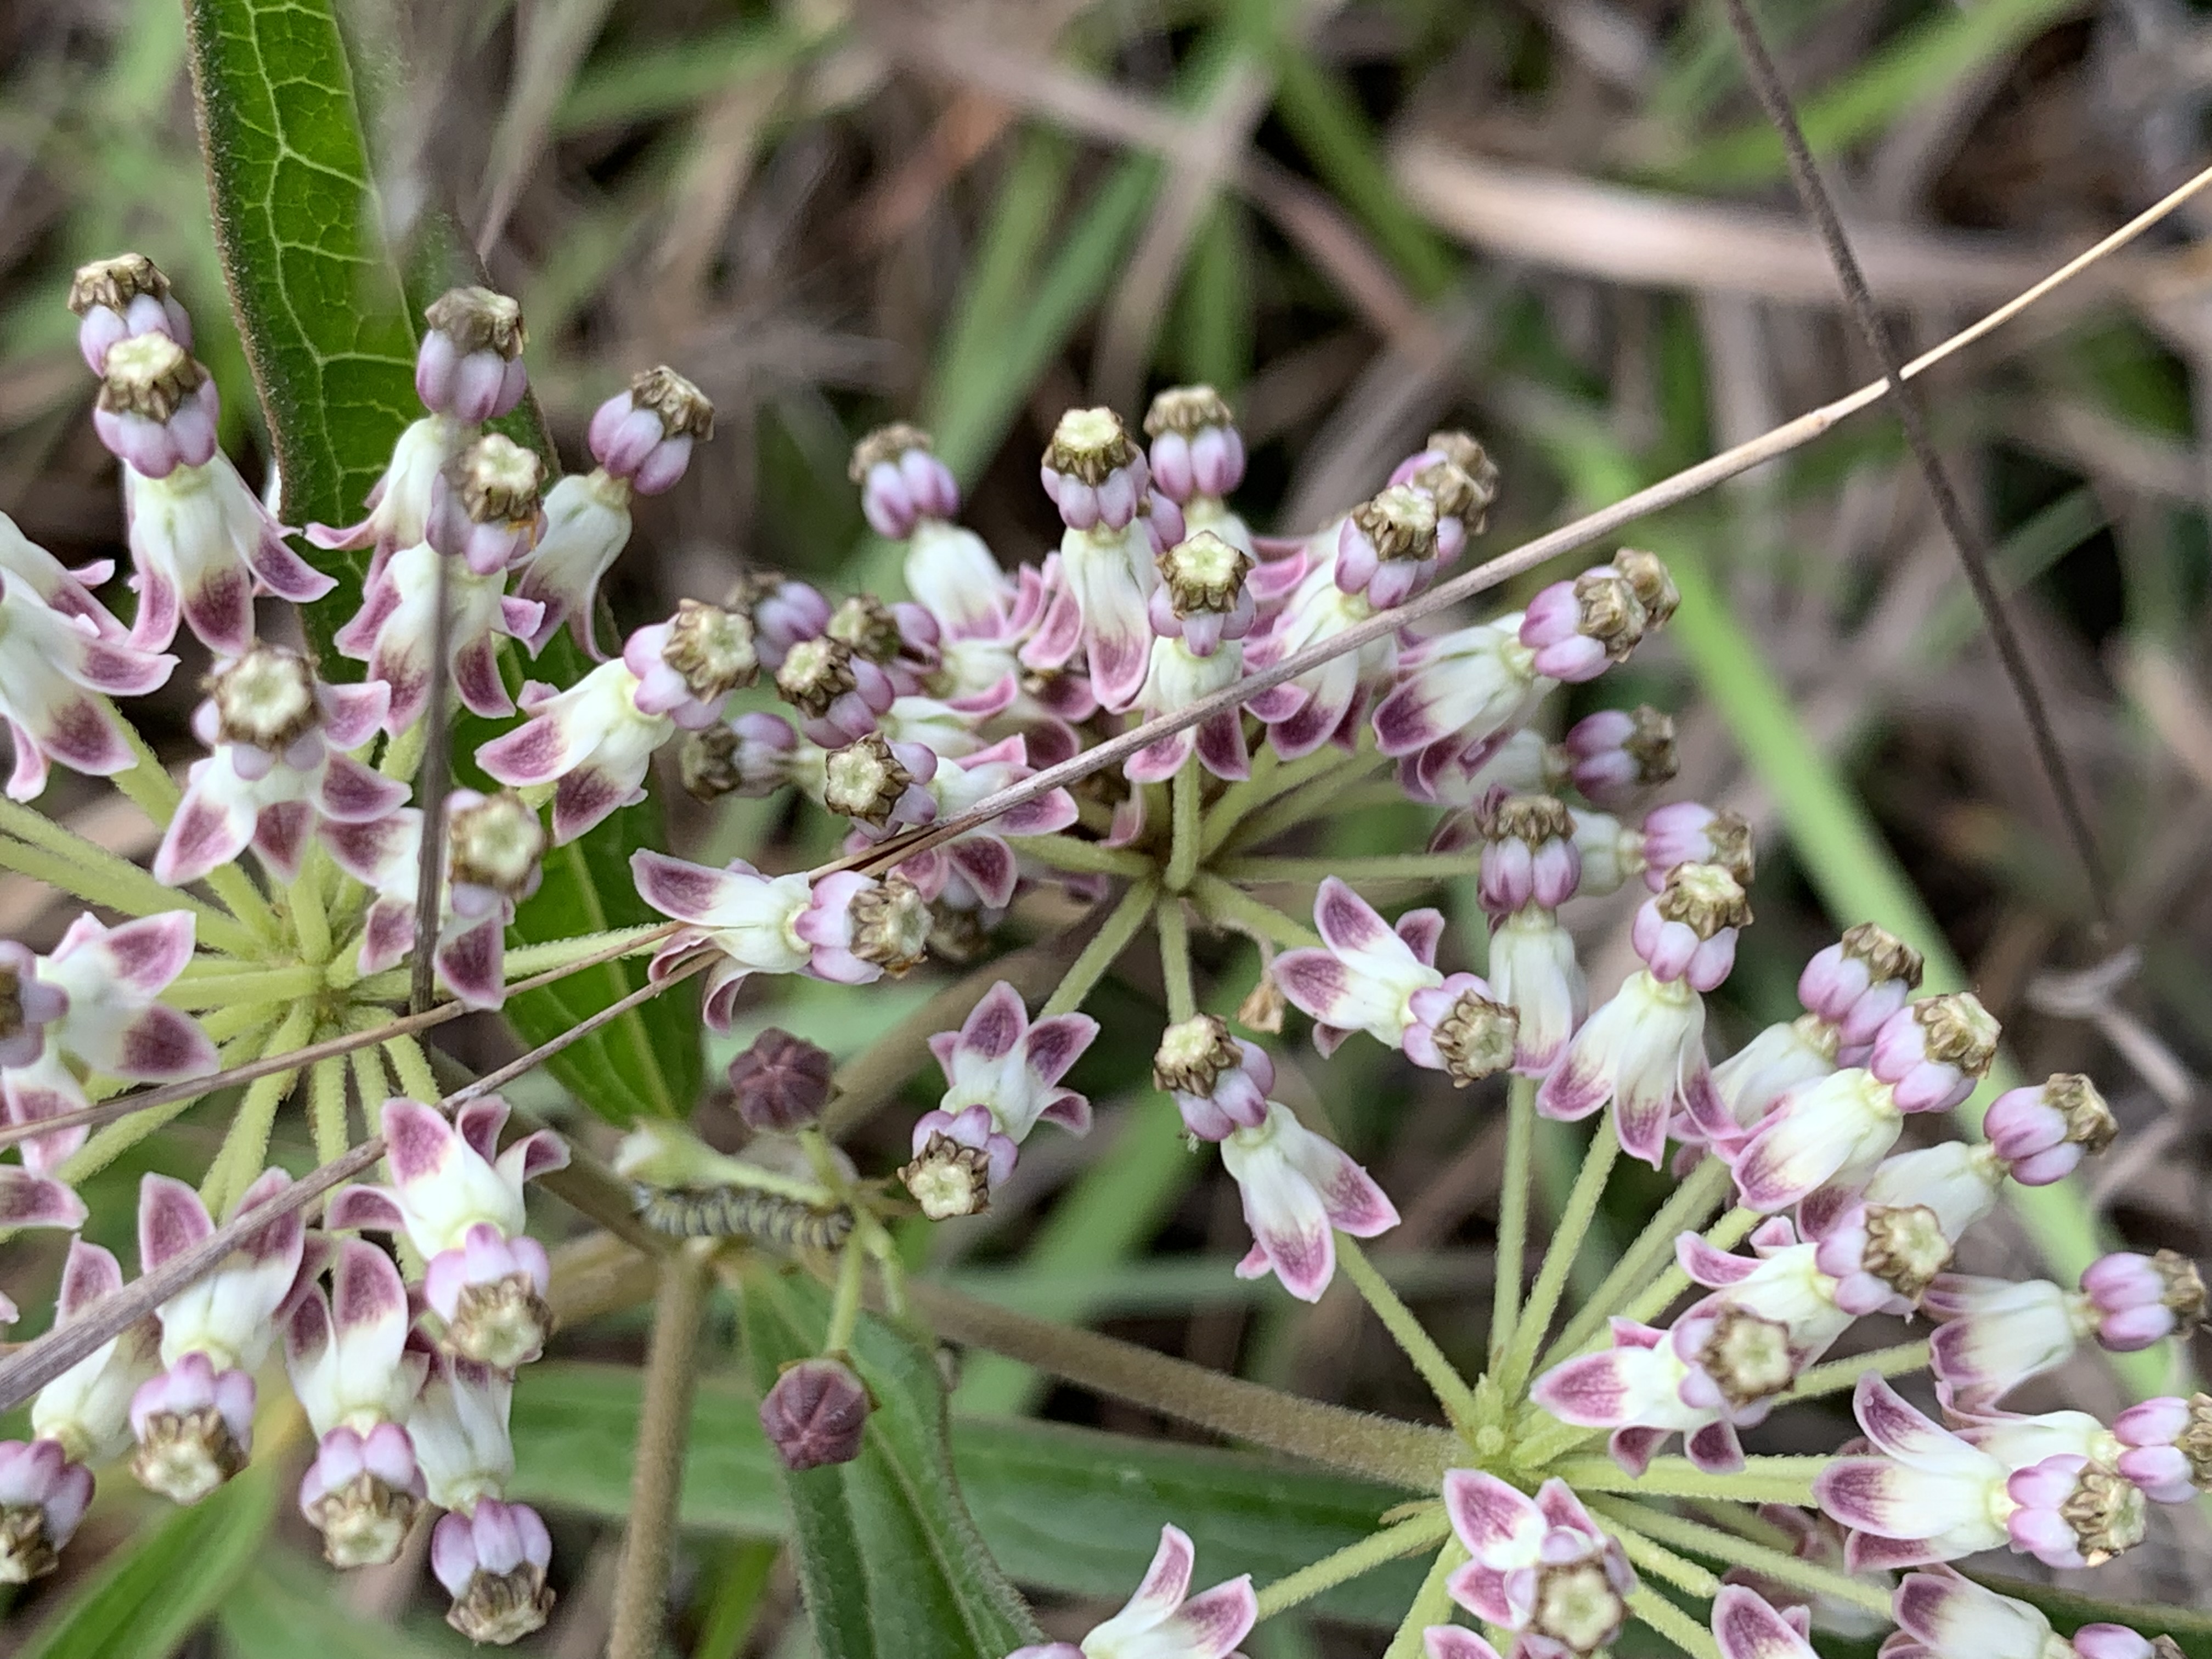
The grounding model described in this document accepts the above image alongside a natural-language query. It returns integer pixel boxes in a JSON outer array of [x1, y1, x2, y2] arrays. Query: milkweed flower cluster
[[1, 249, 2200, 1659]]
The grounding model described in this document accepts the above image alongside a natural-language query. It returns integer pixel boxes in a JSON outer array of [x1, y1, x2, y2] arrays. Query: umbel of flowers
[[0, 253, 2202, 1659]]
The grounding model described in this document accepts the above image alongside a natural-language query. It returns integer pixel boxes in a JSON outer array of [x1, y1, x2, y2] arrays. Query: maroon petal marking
[[252, 799, 313, 881], [947, 838, 1018, 909], [0, 1167, 87, 1229], [58, 1239, 123, 1316], [100, 911, 196, 992], [317, 754, 411, 821], [112, 1005, 218, 1080], [139, 1172, 214, 1269], [325, 1185, 408, 1233], [1023, 1013, 1097, 1085], [180, 565, 255, 657]]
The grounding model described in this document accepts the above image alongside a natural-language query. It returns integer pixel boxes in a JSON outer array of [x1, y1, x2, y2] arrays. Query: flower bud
[[2081, 1250, 2206, 1351], [590, 366, 714, 494], [94, 332, 218, 477], [850, 423, 959, 539], [1984, 1074, 2116, 1186], [1478, 793, 1581, 916], [1389, 430, 1500, 540], [1041, 407, 1147, 531], [1632, 862, 1750, 990], [427, 435, 544, 575], [1639, 802, 1755, 891], [902, 1103, 1015, 1218], [1866, 993, 1999, 1114], [2112, 1393, 2212, 1503], [731, 572, 833, 669], [681, 710, 799, 802], [70, 252, 193, 375], [417, 287, 529, 422], [1798, 922, 1924, 1049], [1610, 548, 1678, 625], [1143, 385, 1245, 503], [0, 1439, 93, 1583], [1154, 1015, 1271, 1140], [1520, 566, 1652, 683], [1336, 484, 1439, 611], [730, 1029, 837, 1131], [431, 1498, 555, 1645], [2005, 1454, 2146, 1570], [300, 1422, 425, 1568], [759, 1357, 872, 1471], [1561, 706, 1677, 807]]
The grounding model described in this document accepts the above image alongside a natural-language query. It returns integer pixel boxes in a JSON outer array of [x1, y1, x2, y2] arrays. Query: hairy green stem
[[1490, 1075, 1537, 1369], [1547, 1455, 1821, 1507], [1157, 894, 1197, 1022], [1042, 878, 1159, 1018], [1497, 1120, 1619, 1399], [200, 1002, 317, 1215], [1543, 1159, 1731, 1367], [1190, 873, 1321, 949], [0, 834, 254, 955], [1609, 1518, 1722, 1599], [1784, 1340, 1929, 1403], [1338, 1237, 1483, 1431], [1167, 764, 1204, 893], [308, 1052, 350, 1166], [287, 853, 334, 965], [1252, 1508, 1451, 1621], [1380, 1541, 1467, 1659], [909, 1279, 1457, 1489], [1613, 1207, 1759, 1333], [607, 1242, 712, 1659], [1220, 753, 1392, 855], [825, 1236, 866, 1356], [163, 964, 325, 1009], [1007, 834, 1156, 878], [1216, 853, 1486, 885], [1629, 1586, 1721, 1659], [1585, 1496, 1893, 1618]]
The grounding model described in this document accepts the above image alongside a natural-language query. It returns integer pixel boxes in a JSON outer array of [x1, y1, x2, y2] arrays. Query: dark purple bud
[[759, 1357, 872, 1471], [730, 1029, 837, 1131]]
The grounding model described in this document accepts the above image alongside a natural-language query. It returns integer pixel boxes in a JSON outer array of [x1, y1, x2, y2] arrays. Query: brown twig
[[411, 549, 456, 1012], [0, 923, 681, 1153], [605, 1242, 712, 1659], [0, 955, 710, 1413], [1718, 0, 2114, 930]]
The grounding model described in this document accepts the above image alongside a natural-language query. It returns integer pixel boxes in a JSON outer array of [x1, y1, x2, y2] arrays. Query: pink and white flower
[[31, 1242, 160, 1469], [2111, 1393, 2212, 1504], [902, 1102, 1020, 1220], [1272, 879, 1517, 1084], [131, 1169, 305, 1503], [307, 414, 455, 564], [1145, 387, 1251, 555], [588, 365, 714, 498], [2078, 1249, 2206, 1350], [322, 789, 545, 1009], [1440, 1471, 1636, 1658], [326, 1096, 567, 1370], [1709, 1586, 1818, 1659], [1885, 1566, 2079, 1659], [154, 646, 405, 885], [284, 1239, 430, 1566], [1810, 1142, 2007, 1314], [1982, 1073, 2117, 1187], [431, 1496, 556, 1645], [334, 539, 543, 731], [881, 735, 1077, 911], [1005, 1524, 1255, 1659], [69, 252, 193, 376], [3, 912, 216, 1175], [632, 850, 931, 1029], [0, 510, 127, 639], [411, 287, 529, 424], [1154, 1015, 1272, 1141], [1241, 539, 1397, 760], [0, 562, 174, 801], [925, 980, 1097, 1144], [0, 1437, 94, 1585], [1813, 1375, 2022, 1571], [1925, 1274, 2087, 1412], [1539, 863, 1748, 1167], [1559, 705, 1677, 809], [1372, 617, 1545, 797], [1220, 1101, 1397, 1301]]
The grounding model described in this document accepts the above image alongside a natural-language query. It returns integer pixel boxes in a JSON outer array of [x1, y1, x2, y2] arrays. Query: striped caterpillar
[[631, 1181, 854, 1250]]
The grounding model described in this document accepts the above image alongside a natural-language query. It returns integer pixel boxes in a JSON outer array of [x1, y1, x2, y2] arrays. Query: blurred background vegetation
[[4, 0, 2212, 1652]]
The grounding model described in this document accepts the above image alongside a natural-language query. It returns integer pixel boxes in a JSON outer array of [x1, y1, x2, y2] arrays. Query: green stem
[[1006, 834, 1156, 878], [308, 1052, 351, 1166], [1157, 895, 1197, 1022], [1584, 1496, 1893, 1619], [1190, 873, 1321, 949], [1380, 1540, 1468, 1659], [1252, 1508, 1451, 1621], [1216, 853, 1486, 885], [162, 964, 324, 1009], [1497, 1120, 1620, 1399], [1628, 1587, 1721, 1659], [1220, 756, 1395, 855], [58, 1019, 275, 1187], [1166, 764, 1204, 893], [1547, 1454, 1821, 1507], [1543, 1159, 1732, 1368], [908, 1279, 1458, 1491], [1607, 1518, 1722, 1599], [1041, 878, 1159, 1018], [1338, 1237, 1483, 1431], [1489, 1075, 1537, 1369], [199, 1001, 317, 1215], [0, 834, 255, 955], [109, 716, 180, 825], [825, 1237, 866, 1356], [287, 851, 333, 964], [1784, 1340, 1928, 1403], [1615, 1207, 1759, 1333], [383, 1032, 442, 1103], [204, 862, 283, 945], [1195, 744, 1304, 859]]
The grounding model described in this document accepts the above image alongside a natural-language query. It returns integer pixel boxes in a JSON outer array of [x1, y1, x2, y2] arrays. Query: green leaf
[[509, 1359, 1423, 1626], [20, 1454, 280, 1659], [184, 0, 699, 1122], [741, 1266, 1045, 1658], [218, 1551, 476, 1659]]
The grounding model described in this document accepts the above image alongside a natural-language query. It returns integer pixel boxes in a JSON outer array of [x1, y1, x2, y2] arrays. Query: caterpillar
[[630, 1181, 854, 1250]]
